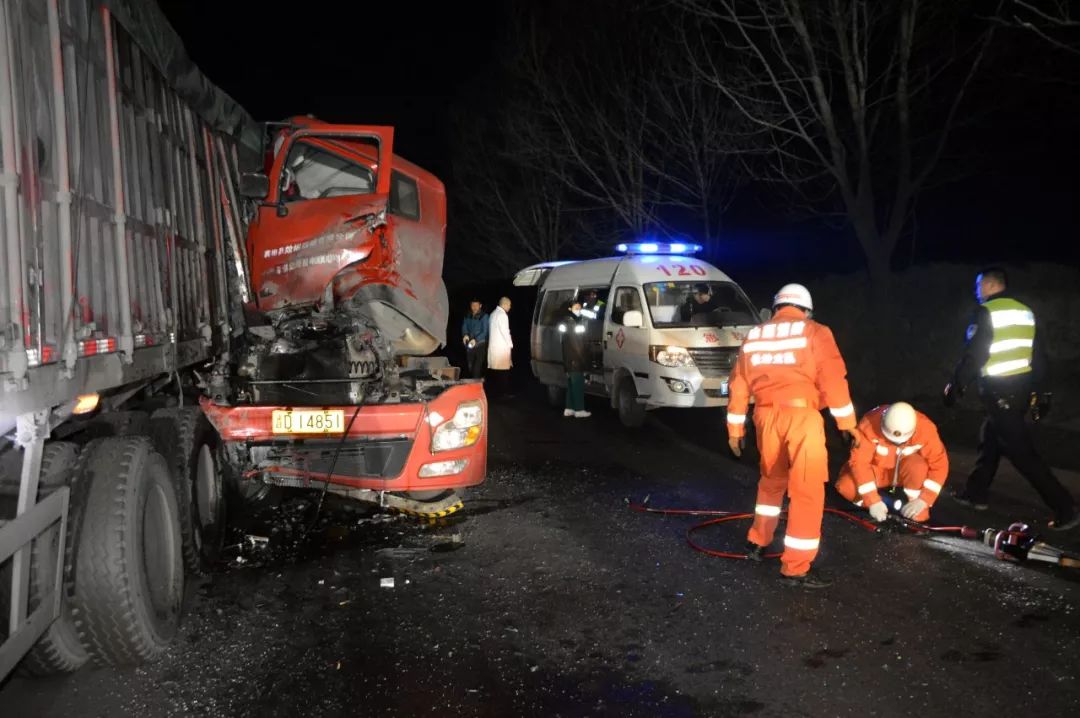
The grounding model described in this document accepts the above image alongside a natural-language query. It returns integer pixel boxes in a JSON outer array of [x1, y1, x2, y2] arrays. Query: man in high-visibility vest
[[944, 268, 1078, 531], [727, 283, 861, 588]]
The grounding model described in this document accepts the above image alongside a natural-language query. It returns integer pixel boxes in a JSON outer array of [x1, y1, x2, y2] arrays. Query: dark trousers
[[466, 342, 487, 379], [486, 369, 512, 398], [565, 372, 585, 412], [966, 402, 1075, 517]]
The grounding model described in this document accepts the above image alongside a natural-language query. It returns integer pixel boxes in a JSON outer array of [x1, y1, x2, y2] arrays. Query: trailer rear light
[[25, 345, 56, 367], [73, 393, 100, 415], [78, 338, 117, 356], [430, 400, 483, 452], [418, 458, 469, 478]]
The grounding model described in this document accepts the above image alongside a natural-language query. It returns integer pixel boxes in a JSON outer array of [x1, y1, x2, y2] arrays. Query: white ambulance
[[513, 242, 769, 427]]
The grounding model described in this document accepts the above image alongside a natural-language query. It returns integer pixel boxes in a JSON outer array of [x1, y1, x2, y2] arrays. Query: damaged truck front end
[[208, 117, 483, 515]]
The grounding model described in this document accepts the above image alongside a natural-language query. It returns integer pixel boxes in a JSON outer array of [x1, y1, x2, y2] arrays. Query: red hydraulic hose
[[630, 503, 882, 560]]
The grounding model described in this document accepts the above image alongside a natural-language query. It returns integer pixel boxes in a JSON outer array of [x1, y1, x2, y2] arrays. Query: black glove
[[1031, 393, 1052, 422]]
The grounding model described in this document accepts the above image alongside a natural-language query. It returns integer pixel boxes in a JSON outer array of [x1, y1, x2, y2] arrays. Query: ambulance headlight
[[650, 345, 695, 368], [431, 401, 484, 452]]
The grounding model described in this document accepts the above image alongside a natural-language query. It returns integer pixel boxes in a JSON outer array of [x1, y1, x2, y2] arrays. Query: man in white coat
[[487, 297, 513, 398]]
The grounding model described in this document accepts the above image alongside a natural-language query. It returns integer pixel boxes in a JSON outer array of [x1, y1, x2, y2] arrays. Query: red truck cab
[[203, 117, 484, 515]]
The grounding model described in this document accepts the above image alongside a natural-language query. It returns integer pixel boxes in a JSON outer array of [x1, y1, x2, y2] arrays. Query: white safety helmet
[[773, 283, 813, 312], [882, 402, 917, 444]]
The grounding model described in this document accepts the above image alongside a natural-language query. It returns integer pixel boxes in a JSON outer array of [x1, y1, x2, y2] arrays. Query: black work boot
[[780, 570, 832, 589], [950, 490, 989, 511], [744, 542, 765, 562]]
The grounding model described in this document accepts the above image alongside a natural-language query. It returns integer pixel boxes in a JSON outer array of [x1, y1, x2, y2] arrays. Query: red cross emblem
[[615, 328, 626, 349], [703, 332, 719, 344]]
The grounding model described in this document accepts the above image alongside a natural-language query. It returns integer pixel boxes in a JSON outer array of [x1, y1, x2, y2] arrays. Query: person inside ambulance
[[679, 283, 723, 323], [834, 402, 949, 523], [579, 289, 606, 320]]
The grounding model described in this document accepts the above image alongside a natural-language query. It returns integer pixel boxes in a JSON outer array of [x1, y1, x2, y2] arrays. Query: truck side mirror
[[622, 310, 643, 328], [759, 307, 773, 322], [239, 172, 270, 200]]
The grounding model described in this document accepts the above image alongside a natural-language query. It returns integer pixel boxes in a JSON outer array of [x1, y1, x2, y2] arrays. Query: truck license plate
[[271, 409, 346, 435]]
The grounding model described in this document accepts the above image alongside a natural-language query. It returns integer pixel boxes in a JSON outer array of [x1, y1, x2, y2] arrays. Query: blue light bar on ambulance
[[616, 242, 702, 255]]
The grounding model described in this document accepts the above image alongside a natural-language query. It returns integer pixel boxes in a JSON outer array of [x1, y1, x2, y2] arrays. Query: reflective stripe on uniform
[[875, 445, 889, 456], [857, 482, 877, 495], [830, 403, 855, 418], [989, 309, 1035, 328], [742, 337, 808, 353], [574, 325, 585, 334], [985, 358, 1031, 376], [755, 504, 782, 517], [899, 444, 923, 456], [905, 488, 921, 499], [728, 413, 746, 425], [783, 535, 820, 551], [989, 338, 1034, 353], [923, 479, 943, 494]]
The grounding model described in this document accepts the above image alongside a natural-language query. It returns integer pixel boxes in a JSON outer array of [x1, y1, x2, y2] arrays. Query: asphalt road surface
[[4, 389, 1080, 717]]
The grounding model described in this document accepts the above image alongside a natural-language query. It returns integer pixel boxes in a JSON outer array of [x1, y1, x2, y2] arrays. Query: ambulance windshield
[[643, 281, 758, 328]]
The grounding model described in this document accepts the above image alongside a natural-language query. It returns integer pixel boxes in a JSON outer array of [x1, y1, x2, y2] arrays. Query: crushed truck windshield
[[644, 281, 758, 328], [281, 137, 375, 201]]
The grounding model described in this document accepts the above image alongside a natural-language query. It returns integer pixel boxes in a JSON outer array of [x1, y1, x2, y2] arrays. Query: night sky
[[160, 1, 1079, 278], [158, 0, 501, 180]]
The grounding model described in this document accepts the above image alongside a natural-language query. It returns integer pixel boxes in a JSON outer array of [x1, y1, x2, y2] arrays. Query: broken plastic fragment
[[380, 577, 395, 588], [245, 534, 269, 549]]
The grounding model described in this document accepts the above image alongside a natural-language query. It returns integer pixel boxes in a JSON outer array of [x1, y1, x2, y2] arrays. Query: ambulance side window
[[538, 289, 576, 326], [611, 287, 643, 325]]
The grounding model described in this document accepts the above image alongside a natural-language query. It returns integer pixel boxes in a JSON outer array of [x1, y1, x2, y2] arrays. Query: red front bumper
[[200, 382, 487, 492]]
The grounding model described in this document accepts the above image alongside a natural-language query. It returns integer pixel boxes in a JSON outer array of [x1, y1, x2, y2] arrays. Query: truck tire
[[0, 442, 89, 675], [545, 384, 566, 408], [617, 379, 647, 429], [77, 410, 151, 441], [70, 437, 183, 666], [150, 408, 226, 574]]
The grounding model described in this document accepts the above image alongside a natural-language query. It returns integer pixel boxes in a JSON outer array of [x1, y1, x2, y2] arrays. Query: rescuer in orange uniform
[[727, 284, 859, 589], [834, 403, 949, 523]]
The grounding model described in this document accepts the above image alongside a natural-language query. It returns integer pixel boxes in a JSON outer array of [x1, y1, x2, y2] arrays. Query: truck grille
[[252, 439, 413, 479], [688, 347, 739, 377]]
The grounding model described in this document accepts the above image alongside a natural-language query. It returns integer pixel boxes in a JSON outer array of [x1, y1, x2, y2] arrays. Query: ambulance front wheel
[[617, 379, 647, 428]]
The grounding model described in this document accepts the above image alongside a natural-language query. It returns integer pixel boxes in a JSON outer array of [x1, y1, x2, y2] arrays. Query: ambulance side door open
[[604, 286, 650, 395]]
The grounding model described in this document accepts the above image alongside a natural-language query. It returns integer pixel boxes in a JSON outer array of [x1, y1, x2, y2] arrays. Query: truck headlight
[[431, 401, 484, 452], [649, 345, 695, 368]]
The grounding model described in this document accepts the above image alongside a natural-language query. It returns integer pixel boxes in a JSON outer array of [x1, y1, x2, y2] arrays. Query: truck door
[[605, 286, 649, 392], [246, 126, 394, 312]]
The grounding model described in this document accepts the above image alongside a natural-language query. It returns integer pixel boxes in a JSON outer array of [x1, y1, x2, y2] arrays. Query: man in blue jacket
[[461, 300, 490, 379]]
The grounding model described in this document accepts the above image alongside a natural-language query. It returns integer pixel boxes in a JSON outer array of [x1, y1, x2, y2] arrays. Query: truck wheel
[[70, 437, 183, 666], [0, 442, 89, 675], [151, 408, 227, 574], [617, 379, 647, 429], [545, 384, 566, 408], [78, 410, 151, 441]]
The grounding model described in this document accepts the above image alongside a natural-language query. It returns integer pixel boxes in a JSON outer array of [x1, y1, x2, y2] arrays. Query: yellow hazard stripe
[[397, 500, 464, 519]]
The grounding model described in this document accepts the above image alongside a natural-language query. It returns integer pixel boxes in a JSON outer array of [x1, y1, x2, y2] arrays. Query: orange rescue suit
[[835, 405, 949, 521], [726, 306, 856, 577]]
